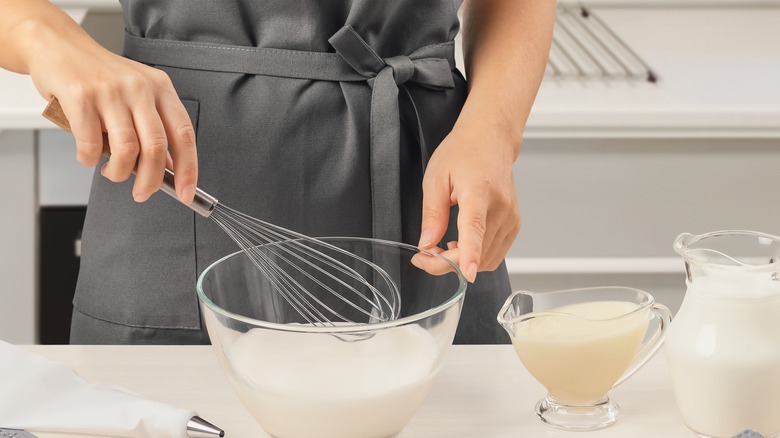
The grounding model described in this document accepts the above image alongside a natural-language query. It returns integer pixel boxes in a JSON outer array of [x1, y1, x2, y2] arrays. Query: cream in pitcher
[[512, 301, 648, 405], [667, 231, 780, 438], [498, 287, 672, 431]]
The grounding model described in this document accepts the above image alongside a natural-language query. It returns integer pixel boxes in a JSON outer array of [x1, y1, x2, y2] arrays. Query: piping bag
[[0, 341, 224, 437]]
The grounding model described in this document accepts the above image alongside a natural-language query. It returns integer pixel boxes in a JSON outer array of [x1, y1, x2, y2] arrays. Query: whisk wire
[[218, 205, 397, 310], [209, 210, 334, 324], [219, 205, 400, 300], [245, 242, 369, 324], [209, 205, 400, 325]]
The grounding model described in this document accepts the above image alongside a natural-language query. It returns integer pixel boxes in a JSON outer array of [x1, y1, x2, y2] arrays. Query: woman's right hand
[[3, 2, 198, 204]]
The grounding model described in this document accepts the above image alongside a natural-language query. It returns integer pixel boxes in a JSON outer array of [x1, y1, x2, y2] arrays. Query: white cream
[[512, 301, 649, 405], [227, 324, 439, 438]]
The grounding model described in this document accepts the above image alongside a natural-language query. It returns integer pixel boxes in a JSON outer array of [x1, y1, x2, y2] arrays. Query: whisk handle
[[160, 169, 217, 217], [42, 97, 218, 217]]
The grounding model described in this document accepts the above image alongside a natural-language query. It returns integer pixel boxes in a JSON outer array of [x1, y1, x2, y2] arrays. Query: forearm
[[459, 0, 556, 159], [0, 0, 101, 74]]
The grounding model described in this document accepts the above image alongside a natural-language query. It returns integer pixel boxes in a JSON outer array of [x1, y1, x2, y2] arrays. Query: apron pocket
[[73, 99, 203, 331]]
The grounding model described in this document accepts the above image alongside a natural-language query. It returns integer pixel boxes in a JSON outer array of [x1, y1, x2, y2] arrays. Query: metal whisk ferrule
[[161, 168, 219, 218]]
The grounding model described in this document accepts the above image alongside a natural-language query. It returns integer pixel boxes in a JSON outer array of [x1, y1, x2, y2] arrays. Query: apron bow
[[329, 25, 455, 242]]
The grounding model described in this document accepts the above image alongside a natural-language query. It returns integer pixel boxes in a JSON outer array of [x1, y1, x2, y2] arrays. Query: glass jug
[[667, 231, 780, 438]]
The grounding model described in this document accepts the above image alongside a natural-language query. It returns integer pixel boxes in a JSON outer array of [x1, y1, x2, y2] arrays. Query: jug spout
[[674, 232, 699, 283], [497, 290, 535, 339], [675, 230, 780, 267], [673, 233, 697, 256], [674, 230, 780, 300]]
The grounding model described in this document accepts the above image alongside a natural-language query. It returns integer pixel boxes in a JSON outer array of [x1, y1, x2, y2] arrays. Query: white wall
[[506, 137, 780, 314], [0, 130, 36, 344]]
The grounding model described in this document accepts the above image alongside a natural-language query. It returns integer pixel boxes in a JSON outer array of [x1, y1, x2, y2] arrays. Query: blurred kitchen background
[[2, 0, 779, 344]]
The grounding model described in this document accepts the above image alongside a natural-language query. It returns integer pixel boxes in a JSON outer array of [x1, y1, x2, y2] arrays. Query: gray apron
[[70, 0, 511, 345]]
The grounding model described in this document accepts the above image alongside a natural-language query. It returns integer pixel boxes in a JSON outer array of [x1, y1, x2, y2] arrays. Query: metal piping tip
[[187, 416, 225, 437]]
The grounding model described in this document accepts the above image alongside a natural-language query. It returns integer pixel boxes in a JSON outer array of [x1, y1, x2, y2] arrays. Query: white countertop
[[2, 4, 779, 137], [23, 345, 694, 438]]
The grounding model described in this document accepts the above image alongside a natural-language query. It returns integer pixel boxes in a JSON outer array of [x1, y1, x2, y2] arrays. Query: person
[[0, 0, 555, 344]]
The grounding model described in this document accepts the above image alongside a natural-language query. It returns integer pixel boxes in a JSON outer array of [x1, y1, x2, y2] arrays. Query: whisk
[[43, 98, 400, 326]]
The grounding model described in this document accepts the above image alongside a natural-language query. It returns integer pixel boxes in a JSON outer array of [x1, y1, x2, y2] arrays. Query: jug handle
[[613, 303, 673, 388]]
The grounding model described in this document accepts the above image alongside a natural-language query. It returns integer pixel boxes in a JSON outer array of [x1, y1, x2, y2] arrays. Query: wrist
[[13, 16, 63, 74], [453, 99, 524, 160], [17, 11, 98, 75], [11, 17, 52, 74]]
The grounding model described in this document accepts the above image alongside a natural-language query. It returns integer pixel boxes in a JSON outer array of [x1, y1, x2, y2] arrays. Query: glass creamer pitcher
[[498, 287, 672, 431], [667, 231, 780, 438]]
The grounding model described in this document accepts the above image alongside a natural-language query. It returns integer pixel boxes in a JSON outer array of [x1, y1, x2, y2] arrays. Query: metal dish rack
[[547, 5, 657, 83]]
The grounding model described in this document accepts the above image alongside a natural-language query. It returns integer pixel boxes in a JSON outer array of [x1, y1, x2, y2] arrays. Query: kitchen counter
[[24, 345, 694, 438]]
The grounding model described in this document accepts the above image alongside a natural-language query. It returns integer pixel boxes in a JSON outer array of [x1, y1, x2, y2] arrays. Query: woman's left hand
[[414, 121, 521, 283]]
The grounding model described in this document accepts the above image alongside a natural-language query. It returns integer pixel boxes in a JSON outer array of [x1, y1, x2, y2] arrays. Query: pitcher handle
[[613, 303, 673, 387]]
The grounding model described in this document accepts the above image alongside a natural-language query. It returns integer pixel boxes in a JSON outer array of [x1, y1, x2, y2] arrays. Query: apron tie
[[328, 25, 455, 241]]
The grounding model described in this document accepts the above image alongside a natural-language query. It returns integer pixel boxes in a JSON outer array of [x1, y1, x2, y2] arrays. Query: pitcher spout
[[673, 230, 780, 300], [497, 290, 535, 339], [673, 232, 697, 256], [676, 231, 780, 266]]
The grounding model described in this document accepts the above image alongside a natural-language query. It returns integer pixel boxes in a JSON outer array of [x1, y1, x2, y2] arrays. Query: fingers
[[419, 170, 453, 249], [47, 56, 196, 205], [100, 106, 140, 185], [59, 96, 104, 167], [410, 246, 460, 276], [130, 99, 169, 202], [456, 191, 490, 283], [418, 200, 520, 278], [157, 91, 198, 205], [480, 191, 521, 270], [480, 230, 512, 272]]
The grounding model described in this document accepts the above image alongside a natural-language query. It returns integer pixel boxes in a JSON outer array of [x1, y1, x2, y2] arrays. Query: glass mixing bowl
[[196, 237, 466, 438]]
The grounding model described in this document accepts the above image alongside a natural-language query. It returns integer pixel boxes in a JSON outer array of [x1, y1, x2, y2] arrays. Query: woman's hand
[[413, 0, 554, 283], [2, 2, 197, 204], [415, 121, 521, 283], [34, 51, 198, 204]]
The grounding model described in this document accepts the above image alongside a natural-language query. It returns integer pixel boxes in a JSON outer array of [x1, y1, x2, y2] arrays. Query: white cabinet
[[39, 131, 93, 206]]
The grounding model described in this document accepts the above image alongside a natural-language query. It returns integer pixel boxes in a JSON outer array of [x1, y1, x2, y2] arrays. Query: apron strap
[[123, 28, 456, 242], [328, 26, 455, 242]]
